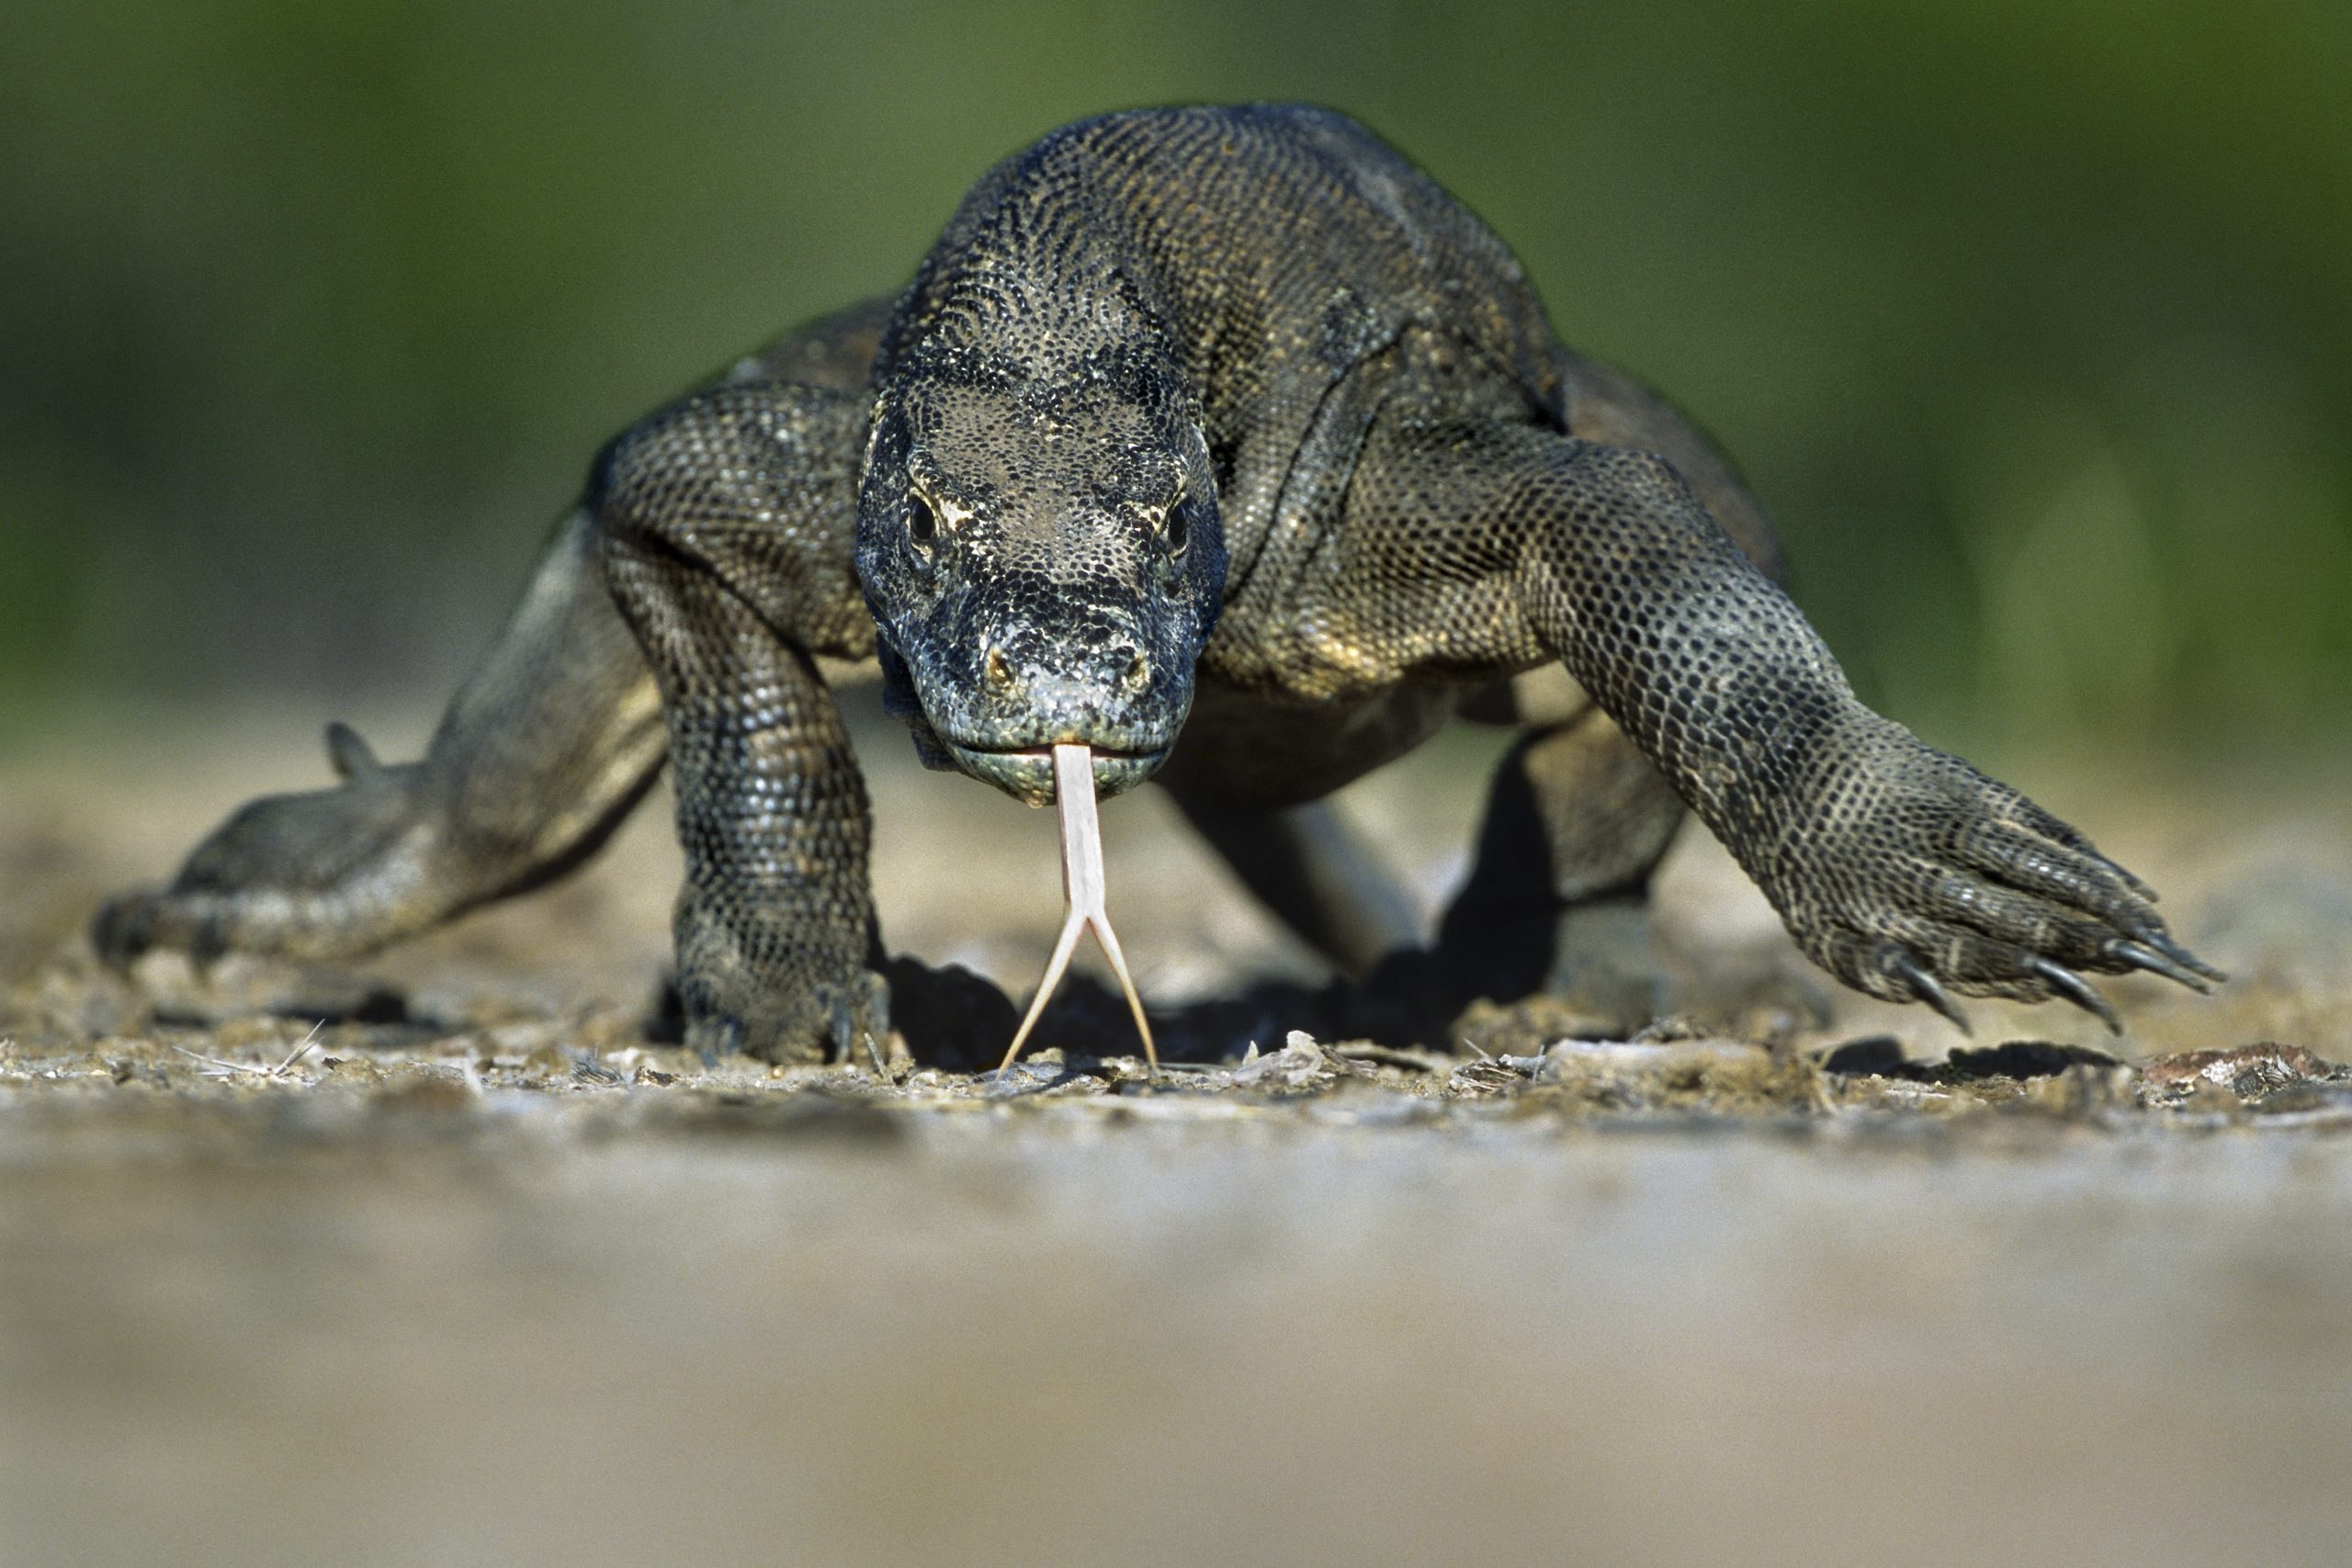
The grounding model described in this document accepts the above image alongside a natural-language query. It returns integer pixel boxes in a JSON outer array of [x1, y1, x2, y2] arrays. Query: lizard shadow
[[868, 953, 1451, 1071], [639, 954, 1443, 1070]]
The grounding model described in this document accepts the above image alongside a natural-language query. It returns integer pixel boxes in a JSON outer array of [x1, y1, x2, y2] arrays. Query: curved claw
[[827, 971, 892, 1070], [2150, 932, 2226, 985], [1890, 952, 1973, 1034], [2028, 956, 2120, 1034], [688, 1015, 743, 1069], [829, 994, 861, 1066], [2112, 939, 2221, 993]]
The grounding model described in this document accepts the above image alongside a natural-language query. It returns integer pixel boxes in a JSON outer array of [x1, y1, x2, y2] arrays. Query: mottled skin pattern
[[96, 105, 2221, 1060]]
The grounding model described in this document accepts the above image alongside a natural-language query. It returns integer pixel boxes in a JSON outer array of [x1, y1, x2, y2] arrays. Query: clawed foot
[[1774, 719, 2224, 1033], [93, 724, 446, 969], [672, 888, 891, 1065], [677, 968, 892, 1066]]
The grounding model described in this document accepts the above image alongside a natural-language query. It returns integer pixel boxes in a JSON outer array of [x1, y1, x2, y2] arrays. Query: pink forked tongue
[[999, 743, 1158, 1073]]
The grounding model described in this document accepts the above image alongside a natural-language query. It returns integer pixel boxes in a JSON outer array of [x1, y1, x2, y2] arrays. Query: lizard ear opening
[[905, 493, 937, 546]]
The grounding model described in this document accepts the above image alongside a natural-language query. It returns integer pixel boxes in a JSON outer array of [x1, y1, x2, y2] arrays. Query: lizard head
[[854, 342, 1226, 806]]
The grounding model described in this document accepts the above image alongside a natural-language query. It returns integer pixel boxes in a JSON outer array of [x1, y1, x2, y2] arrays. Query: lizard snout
[[938, 622, 1185, 804], [973, 629, 1148, 719]]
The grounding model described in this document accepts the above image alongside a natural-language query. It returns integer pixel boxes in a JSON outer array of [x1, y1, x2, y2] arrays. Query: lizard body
[[96, 105, 2218, 1059]]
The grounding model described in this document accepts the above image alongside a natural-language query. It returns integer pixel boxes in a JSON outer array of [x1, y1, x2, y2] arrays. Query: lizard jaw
[[944, 739, 1170, 807]]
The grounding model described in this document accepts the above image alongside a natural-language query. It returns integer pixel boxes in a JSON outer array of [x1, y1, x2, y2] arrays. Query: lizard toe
[[1981, 781, 2159, 901], [90, 893, 161, 969], [674, 956, 892, 1067], [91, 889, 243, 974], [1917, 865, 2104, 960], [1932, 824, 2222, 998], [684, 1012, 746, 1067], [1951, 818, 2163, 939], [826, 970, 893, 1068]]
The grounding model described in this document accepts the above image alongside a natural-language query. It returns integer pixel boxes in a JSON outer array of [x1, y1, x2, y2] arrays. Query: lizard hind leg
[[92, 507, 668, 970], [91, 299, 898, 978], [1431, 705, 1684, 1035]]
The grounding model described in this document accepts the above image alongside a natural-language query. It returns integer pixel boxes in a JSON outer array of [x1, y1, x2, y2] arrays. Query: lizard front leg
[[1340, 415, 2222, 1030], [597, 382, 885, 1063], [1416, 350, 1788, 1025]]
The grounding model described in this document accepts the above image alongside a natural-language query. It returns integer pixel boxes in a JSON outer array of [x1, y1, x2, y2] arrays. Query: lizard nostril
[[1121, 649, 1149, 694], [984, 645, 1019, 693]]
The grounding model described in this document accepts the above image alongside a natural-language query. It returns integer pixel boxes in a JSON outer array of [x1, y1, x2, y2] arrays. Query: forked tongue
[[999, 743, 1158, 1073]]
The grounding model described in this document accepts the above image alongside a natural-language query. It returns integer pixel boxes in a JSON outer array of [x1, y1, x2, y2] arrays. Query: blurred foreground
[[4, 701, 2349, 1567]]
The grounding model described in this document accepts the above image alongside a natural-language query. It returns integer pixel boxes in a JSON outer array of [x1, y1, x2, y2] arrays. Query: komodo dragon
[[94, 103, 2222, 1061]]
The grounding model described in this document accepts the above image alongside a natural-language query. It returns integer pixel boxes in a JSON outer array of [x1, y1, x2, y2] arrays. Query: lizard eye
[[1163, 494, 1192, 555], [905, 494, 937, 547]]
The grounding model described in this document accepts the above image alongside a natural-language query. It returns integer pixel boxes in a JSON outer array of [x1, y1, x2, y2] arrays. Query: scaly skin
[[95, 106, 2221, 1060]]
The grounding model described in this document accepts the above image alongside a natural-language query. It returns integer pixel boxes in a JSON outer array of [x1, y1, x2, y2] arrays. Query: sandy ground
[[4, 691, 2349, 1567]]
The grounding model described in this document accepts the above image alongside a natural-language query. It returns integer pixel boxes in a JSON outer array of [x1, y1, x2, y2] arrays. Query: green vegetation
[[4, 0, 2345, 752]]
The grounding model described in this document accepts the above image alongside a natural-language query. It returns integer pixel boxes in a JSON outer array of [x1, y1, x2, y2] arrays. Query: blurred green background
[[4, 0, 2346, 755]]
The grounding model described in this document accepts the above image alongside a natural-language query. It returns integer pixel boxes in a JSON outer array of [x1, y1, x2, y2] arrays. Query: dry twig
[[170, 1021, 322, 1081]]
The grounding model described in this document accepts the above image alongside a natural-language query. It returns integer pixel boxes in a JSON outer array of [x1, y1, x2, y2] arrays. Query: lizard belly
[[1157, 676, 1459, 807]]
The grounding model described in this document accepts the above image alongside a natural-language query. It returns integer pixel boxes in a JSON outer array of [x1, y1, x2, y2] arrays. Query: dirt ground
[[5, 690, 2349, 1568]]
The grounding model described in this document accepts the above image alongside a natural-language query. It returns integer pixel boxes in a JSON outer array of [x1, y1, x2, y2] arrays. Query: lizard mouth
[[946, 739, 1170, 806]]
